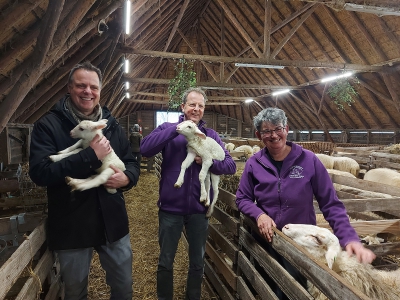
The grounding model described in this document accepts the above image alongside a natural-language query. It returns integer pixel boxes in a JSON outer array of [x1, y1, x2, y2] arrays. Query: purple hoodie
[[236, 142, 359, 248], [141, 115, 236, 215]]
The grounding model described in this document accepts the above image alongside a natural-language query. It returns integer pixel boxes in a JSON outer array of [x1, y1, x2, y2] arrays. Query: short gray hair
[[181, 87, 208, 104], [253, 108, 287, 132], [68, 61, 103, 88]]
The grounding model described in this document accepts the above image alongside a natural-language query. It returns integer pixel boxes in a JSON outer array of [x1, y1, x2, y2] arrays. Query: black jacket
[[29, 96, 140, 250]]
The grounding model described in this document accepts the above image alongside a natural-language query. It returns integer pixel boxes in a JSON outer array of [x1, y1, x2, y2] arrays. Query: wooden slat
[[314, 197, 400, 213], [211, 206, 240, 236], [0, 213, 44, 236], [204, 259, 235, 300], [205, 241, 237, 291], [0, 220, 46, 299], [236, 276, 257, 300], [15, 249, 53, 300], [241, 216, 369, 300], [365, 242, 400, 256], [318, 219, 400, 236], [218, 189, 238, 211], [239, 228, 314, 300], [208, 223, 238, 264], [237, 252, 279, 300], [371, 159, 400, 170], [44, 275, 62, 300]]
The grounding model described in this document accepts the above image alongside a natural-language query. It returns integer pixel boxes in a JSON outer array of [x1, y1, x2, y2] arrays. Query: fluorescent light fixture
[[125, 1, 131, 34], [272, 89, 290, 96], [125, 82, 130, 90], [124, 59, 130, 73], [245, 99, 253, 103], [235, 63, 285, 69], [200, 86, 234, 91], [371, 131, 395, 134], [321, 71, 353, 83], [126, 92, 130, 99], [344, 3, 400, 17]]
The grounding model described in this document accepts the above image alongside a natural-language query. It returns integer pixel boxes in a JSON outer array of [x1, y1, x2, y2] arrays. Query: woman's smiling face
[[256, 121, 289, 151]]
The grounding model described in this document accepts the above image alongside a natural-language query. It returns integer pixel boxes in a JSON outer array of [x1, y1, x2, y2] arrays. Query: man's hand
[[104, 165, 130, 189], [257, 214, 276, 242], [90, 134, 112, 160]]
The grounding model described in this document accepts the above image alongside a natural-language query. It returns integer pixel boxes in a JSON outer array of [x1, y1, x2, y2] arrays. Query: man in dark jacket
[[129, 124, 143, 166], [141, 87, 236, 300], [29, 61, 140, 300]]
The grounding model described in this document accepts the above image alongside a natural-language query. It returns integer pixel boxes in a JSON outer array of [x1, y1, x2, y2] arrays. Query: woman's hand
[[257, 214, 276, 242], [345, 241, 376, 264]]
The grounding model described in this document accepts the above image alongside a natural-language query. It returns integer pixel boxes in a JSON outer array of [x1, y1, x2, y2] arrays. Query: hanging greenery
[[167, 58, 197, 110], [328, 77, 359, 111]]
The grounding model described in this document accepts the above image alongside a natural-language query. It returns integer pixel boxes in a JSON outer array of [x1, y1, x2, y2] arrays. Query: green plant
[[167, 58, 197, 110], [328, 77, 359, 111]]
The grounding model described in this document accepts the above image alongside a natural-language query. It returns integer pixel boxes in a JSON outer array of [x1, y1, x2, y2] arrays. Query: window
[[156, 111, 181, 127]]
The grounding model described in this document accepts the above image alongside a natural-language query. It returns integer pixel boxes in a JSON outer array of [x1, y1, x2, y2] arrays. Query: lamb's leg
[[66, 175, 97, 186], [58, 140, 83, 154], [206, 173, 220, 218], [198, 160, 212, 204], [49, 148, 83, 162], [204, 172, 211, 206], [69, 168, 116, 194], [174, 151, 196, 188]]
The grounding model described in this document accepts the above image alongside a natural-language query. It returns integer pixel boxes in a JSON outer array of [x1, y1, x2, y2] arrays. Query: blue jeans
[[56, 234, 133, 300], [157, 210, 209, 300]]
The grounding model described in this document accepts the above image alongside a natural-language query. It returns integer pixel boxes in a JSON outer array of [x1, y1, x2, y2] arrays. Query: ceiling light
[[272, 89, 290, 96], [234, 63, 285, 69], [124, 59, 130, 73], [245, 99, 254, 103], [200, 86, 234, 91], [126, 92, 130, 99], [344, 3, 400, 17], [321, 71, 353, 83], [125, 1, 131, 34], [125, 82, 130, 90]]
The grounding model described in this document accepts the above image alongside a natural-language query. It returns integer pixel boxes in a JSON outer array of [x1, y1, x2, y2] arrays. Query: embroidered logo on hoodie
[[289, 166, 304, 178]]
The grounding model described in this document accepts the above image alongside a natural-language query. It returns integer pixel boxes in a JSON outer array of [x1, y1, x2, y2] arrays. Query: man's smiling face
[[68, 69, 101, 116]]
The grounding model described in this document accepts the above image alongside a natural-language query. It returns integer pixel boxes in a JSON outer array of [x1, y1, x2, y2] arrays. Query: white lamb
[[315, 153, 334, 169], [282, 223, 400, 300], [174, 120, 225, 218], [333, 156, 360, 177], [225, 142, 235, 152], [234, 145, 254, 159], [364, 168, 400, 187], [49, 119, 125, 194], [252, 145, 261, 154]]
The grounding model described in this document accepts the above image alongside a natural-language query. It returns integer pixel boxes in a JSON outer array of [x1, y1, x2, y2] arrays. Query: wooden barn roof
[[0, 0, 399, 133]]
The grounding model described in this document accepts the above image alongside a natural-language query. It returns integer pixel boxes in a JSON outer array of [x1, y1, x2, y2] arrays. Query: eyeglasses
[[259, 126, 285, 137]]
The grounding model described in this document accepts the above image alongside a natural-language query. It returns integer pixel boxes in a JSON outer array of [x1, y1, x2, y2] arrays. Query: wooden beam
[[163, 0, 190, 52], [263, 0, 272, 58], [121, 47, 385, 72], [215, 0, 263, 58], [271, 4, 318, 58], [124, 99, 240, 105]]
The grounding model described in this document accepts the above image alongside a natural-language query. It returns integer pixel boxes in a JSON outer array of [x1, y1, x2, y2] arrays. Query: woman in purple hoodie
[[236, 107, 375, 299]]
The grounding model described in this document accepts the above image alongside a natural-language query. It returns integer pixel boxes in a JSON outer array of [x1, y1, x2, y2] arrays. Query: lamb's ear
[[99, 119, 108, 124], [195, 127, 207, 139], [96, 123, 107, 130]]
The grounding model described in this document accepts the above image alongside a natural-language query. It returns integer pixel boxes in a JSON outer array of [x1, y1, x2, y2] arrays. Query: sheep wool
[[315, 153, 334, 169], [234, 145, 254, 159], [283, 224, 400, 300], [332, 156, 360, 177], [225, 142, 235, 152], [364, 168, 400, 187]]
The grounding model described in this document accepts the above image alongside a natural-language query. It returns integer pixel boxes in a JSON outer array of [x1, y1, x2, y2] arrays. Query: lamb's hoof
[[174, 183, 181, 188], [49, 155, 56, 162], [106, 188, 117, 194], [65, 176, 72, 184]]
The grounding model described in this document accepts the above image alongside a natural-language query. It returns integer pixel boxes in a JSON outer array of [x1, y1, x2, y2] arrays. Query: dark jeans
[[157, 210, 209, 300], [253, 232, 307, 300], [132, 151, 142, 166]]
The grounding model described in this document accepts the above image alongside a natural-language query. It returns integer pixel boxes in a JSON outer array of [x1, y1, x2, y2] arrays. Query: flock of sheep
[[224, 142, 261, 159]]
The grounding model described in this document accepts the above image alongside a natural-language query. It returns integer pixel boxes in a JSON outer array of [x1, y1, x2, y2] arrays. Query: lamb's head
[[70, 119, 108, 140], [176, 120, 206, 140], [282, 224, 341, 269]]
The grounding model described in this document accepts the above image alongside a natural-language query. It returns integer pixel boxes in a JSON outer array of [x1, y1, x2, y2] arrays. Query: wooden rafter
[[264, 0, 272, 58], [163, 0, 190, 52]]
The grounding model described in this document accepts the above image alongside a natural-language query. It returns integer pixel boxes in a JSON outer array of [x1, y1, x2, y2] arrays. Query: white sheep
[[225, 142, 235, 152], [282, 223, 400, 300], [332, 156, 360, 177], [234, 145, 254, 159], [174, 120, 225, 218], [315, 153, 334, 169], [364, 168, 400, 187], [252, 145, 261, 154], [49, 119, 125, 194]]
